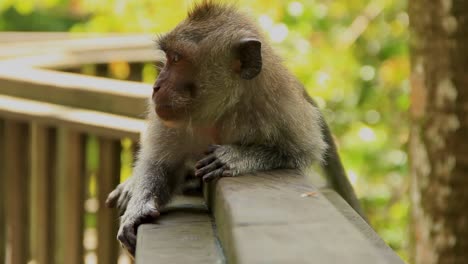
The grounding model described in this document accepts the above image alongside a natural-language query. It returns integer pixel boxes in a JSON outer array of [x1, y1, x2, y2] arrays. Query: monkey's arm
[[116, 120, 188, 256], [105, 176, 135, 216], [117, 157, 181, 256]]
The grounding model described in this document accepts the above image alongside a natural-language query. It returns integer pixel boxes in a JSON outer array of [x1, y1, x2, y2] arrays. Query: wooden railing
[[0, 33, 405, 264], [0, 33, 154, 264]]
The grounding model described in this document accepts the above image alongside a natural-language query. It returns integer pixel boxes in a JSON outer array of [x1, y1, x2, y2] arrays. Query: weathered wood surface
[[136, 196, 224, 264], [0, 95, 143, 141], [205, 170, 403, 264]]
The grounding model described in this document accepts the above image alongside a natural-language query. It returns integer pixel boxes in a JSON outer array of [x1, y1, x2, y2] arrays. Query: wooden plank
[[0, 95, 143, 141], [4, 120, 30, 264], [136, 196, 224, 264], [0, 67, 149, 118], [29, 124, 56, 264], [0, 49, 160, 69], [54, 129, 86, 264], [97, 138, 122, 264], [0, 32, 81, 44], [95, 64, 109, 77], [0, 120, 5, 264], [128, 63, 144, 82], [0, 32, 115, 44], [321, 189, 404, 264], [0, 34, 154, 59], [206, 170, 399, 264]]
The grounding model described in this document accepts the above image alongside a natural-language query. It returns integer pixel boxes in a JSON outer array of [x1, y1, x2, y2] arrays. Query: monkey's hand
[[117, 196, 160, 256], [195, 145, 235, 182], [105, 177, 134, 216]]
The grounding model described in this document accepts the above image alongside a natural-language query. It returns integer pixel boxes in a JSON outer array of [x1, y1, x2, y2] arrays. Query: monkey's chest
[[192, 126, 222, 145]]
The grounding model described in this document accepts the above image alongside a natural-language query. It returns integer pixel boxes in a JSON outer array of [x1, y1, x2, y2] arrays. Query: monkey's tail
[[321, 121, 368, 222]]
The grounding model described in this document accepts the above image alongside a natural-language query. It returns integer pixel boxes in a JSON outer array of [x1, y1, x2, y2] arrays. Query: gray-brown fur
[[106, 1, 365, 256]]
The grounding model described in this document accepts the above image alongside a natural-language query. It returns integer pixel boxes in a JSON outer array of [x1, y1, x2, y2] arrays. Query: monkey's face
[[153, 9, 264, 127], [152, 48, 199, 127]]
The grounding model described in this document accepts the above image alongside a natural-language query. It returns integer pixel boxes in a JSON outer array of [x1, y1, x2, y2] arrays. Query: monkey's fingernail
[[194, 170, 203, 177], [105, 198, 115, 208], [196, 155, 216, 168], [223, 171, 233, 177]]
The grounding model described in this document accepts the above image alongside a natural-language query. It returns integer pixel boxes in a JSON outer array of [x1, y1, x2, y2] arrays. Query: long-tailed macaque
[[106, 1, 365, 255]]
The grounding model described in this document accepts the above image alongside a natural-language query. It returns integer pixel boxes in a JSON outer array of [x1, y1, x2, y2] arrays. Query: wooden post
[[29, 124, 56, 264], [54, 128, 86, 264], [0, 120, 5, 264], [4, 120, 30, 264], [97, 138, 121, 264], [128, 63, 144, 82], [95, 64, 109, 78]]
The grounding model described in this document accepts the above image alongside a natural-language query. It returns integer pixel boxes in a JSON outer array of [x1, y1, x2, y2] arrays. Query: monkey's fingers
[[195, 154, 217, 169], [195, 158, 224, 177], [105, 187, 122, 208], [118, 226, 136, 256], [203, 166, 230, 182], [118, 201, 160, 256], [117, 191, 130, 216]]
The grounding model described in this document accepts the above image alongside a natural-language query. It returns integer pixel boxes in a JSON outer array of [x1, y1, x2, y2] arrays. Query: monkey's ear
[[235, 38, 262, 80]]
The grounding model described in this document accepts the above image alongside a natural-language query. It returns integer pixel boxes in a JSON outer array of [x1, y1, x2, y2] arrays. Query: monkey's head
[[153, 1, 266, 128]]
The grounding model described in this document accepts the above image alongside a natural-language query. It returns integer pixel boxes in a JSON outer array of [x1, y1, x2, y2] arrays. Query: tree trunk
[[409, 1, 468, 264]]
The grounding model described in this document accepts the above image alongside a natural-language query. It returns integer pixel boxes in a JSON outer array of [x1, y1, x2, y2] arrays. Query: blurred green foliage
[[0, 0, 409, 261]]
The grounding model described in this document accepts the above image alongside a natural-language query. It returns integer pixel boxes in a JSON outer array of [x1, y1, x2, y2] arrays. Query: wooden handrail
[[136, 170, 405, 264], [0, 33, 156, 59], [0, 95, 143, 140], [0, 67, 149, 118], [0, 33, 154, 264]]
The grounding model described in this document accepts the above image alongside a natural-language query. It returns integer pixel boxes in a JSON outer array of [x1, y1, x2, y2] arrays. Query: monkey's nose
[[153, 86, 161, 93]]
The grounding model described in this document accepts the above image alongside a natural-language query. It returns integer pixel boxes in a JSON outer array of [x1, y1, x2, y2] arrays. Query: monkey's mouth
[[155, 105, 173, 120], [155, 105, 186, 122]]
